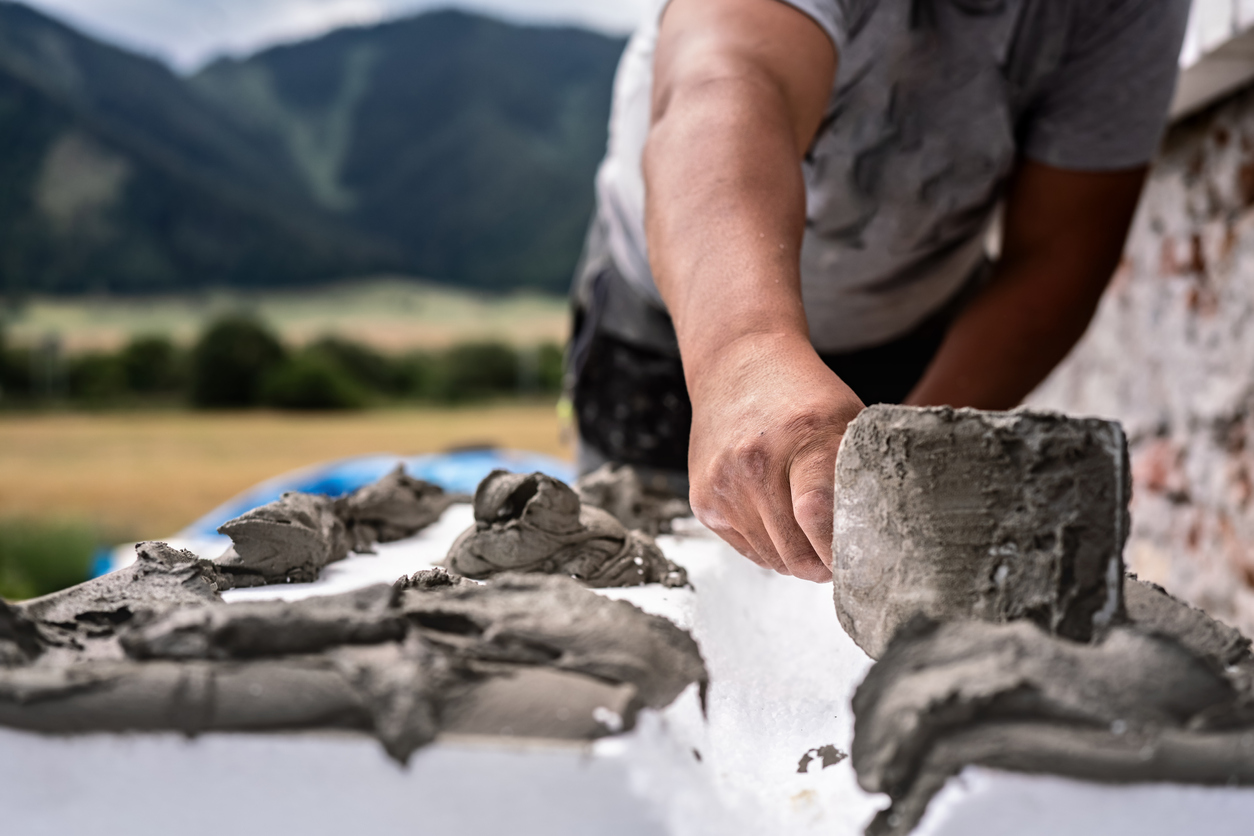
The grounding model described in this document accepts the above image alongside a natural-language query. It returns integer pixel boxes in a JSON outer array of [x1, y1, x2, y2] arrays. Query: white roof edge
[[1171, 0, 1254, 120], [1172, 25, 1254, 120]]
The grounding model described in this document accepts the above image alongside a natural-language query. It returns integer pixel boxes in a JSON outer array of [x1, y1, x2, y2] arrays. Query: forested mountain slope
[[0, 4, 623, 296]]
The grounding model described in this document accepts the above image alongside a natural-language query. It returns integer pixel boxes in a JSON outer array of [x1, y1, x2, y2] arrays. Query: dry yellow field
[[0, 405, 570, 540]]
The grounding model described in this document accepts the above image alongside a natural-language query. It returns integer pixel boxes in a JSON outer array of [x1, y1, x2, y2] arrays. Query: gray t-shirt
[[595, 0, 1191, 352]]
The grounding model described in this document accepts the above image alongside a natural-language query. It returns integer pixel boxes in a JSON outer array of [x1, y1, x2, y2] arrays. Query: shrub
[[0, 518, 99, 601], [67, 352, 127, 404], [536, 342, 565, 392], [260, 350, 368, 410], [0, 343, 32, 402], [394, 350, 441, 400], [438, 341, 519, 401], [307, 336, 402, 394], [190, 316, 285, 407], [121, 335, 185, 393]]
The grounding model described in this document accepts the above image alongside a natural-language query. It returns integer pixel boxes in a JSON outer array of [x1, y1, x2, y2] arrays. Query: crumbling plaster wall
[[1029, 85, 1254, 634]]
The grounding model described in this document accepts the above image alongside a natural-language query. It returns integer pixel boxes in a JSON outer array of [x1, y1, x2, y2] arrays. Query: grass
[[3, 276, 570, 353], [0, 518, 102, 601], [0, 403, 570, 541]]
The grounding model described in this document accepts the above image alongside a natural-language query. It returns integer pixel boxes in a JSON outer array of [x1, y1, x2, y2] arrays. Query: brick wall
[[1029, 87, 1254, 633]]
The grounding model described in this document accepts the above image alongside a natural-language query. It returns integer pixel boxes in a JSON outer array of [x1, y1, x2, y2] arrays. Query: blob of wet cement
[[0, 544, 706, 762], [833, 405, 1129, 659], [576, 463, 692, 536], [0, 468, 706, 761], [838, 407, 1254, 835], [446, 470, 689, 588]]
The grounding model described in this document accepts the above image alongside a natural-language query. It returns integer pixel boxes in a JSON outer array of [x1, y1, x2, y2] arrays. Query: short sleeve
[[1022, 0, 1191, 171], [768, 0, 855, 53]]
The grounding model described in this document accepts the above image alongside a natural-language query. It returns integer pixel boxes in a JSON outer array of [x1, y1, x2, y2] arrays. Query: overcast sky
[[24, 0, 650, 69]]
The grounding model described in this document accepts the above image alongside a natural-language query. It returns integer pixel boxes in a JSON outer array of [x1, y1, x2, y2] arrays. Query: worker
[[568, 0, 1191, 583]]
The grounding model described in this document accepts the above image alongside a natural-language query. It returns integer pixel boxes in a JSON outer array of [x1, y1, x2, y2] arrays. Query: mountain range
[[0, 2, 624, 296]]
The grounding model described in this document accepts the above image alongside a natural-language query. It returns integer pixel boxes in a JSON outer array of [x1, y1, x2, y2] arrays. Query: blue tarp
[[98, 449, 572, 576], [176, 449, 574, 540]]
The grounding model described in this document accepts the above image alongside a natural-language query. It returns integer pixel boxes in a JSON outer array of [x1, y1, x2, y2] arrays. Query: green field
[[3, 277, 570, 354]]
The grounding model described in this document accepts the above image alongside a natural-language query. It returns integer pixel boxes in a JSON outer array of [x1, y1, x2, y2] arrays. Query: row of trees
[[0, 316, 565, 410]]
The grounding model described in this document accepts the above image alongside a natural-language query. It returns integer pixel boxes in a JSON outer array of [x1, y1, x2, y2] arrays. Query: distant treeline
[[0, 316, 564, 410]]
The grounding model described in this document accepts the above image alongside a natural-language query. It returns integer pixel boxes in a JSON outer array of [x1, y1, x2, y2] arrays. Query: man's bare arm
[[907, 161, 1147, 409], [646, 0, 853, 581]]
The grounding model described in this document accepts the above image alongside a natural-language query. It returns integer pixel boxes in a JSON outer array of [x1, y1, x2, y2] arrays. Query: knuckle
[[731, 437, 772, 478], [793, 489, 833, 528], [689, 484, 728, 524], [692, 503, 729, 532], [780, 409, 830, 438]]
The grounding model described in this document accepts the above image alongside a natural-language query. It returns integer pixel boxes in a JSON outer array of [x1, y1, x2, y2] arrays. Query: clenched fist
[[686, 332, 865, 582]]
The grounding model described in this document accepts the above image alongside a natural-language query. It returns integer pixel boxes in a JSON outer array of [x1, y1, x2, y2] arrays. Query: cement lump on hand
[[575, 463, 692, 536], [832, 405, 1130, 659], [0, 553, 707, 762], [446, 470, 689, 588]]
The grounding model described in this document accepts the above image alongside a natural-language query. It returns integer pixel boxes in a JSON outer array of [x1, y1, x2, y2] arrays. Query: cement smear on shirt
[[838, 407, 1254, 835], [446, 470, 689, 588], [0, 470, 706, 761]]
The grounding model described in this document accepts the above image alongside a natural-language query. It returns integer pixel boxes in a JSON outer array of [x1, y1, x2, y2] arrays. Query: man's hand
[[645, 0, 840, 581], [687, 332, 863, 582]]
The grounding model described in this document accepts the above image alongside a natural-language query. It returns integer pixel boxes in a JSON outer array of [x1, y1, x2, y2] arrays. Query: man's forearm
[[905, 257, 1107, 410], [640, 0, 851, 581], [645, 77, 810, 380], [643, 0, 835, 386], [907, 160, 1148, 411], [645, 83, 816, 389]]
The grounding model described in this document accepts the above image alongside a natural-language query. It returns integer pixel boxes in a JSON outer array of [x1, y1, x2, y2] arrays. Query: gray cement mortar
[[839, 406, 1254, 834], [1027, 84, 1254, 634], [576, 463, 693, 536], [446, 470, 689, 588], [853, 607, 1254, 836], [832, 405, 1130, 659], [0, 469, 707, 762]]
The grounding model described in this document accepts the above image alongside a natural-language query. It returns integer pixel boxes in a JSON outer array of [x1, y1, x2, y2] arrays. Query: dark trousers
[[569, 265, 965, 479]]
